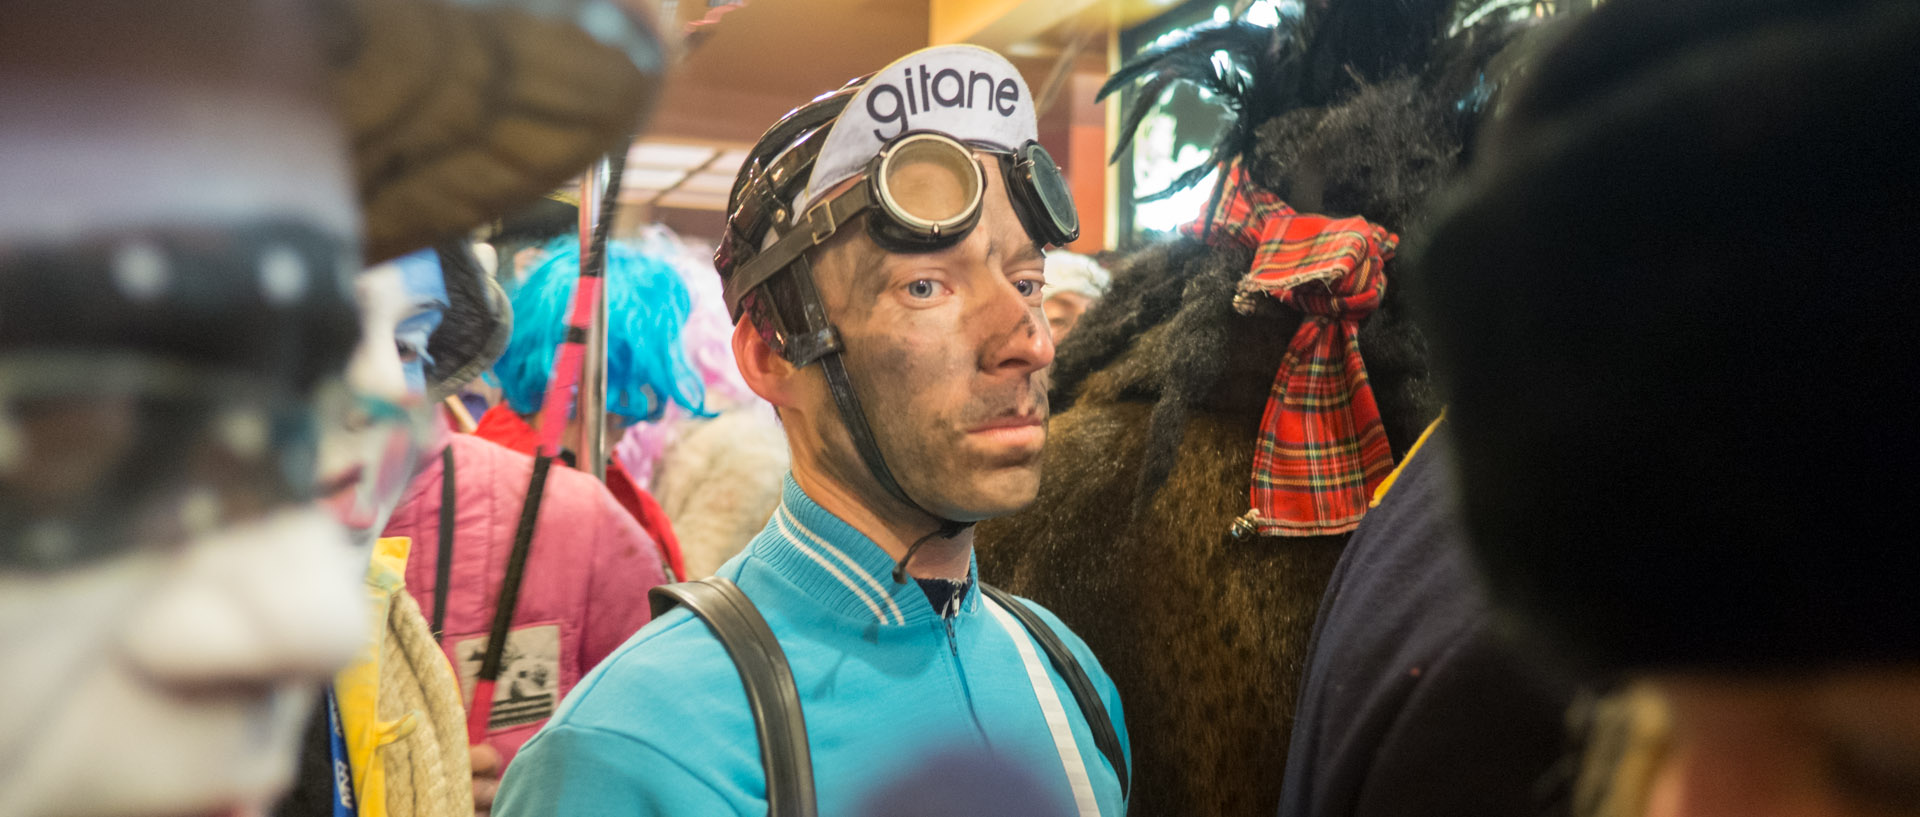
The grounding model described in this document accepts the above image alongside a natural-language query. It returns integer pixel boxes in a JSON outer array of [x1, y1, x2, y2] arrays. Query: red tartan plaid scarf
[[1184, 159, 1398, 537]]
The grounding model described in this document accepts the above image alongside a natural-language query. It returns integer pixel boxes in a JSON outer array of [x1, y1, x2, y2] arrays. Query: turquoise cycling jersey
[[494, 474, 1130, 816]]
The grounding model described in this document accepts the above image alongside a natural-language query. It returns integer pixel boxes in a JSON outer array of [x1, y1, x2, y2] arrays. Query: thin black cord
[[891, 519, 972, 584]]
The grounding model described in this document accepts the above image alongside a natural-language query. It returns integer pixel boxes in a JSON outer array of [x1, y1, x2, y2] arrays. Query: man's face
[[800, 155, 1056, 523], [1621, 670, 1920, 817]]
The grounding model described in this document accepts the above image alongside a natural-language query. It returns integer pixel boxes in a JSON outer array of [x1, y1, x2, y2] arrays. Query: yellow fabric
[[1369, 412, 1446, 508], [334, 536, 474, 817], [335, 537, 408, 817]]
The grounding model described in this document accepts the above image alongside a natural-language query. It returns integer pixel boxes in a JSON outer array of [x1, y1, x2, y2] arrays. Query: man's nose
[[118, 507, 366, 687], [977, 280, 1054, 377]]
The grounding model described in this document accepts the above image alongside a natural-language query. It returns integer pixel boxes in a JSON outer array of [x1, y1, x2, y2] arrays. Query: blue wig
[[493, 236, 709, 424]]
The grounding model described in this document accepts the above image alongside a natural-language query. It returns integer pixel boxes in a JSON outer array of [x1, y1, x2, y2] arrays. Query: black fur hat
[[425, 240, 512, 402], [1412, 0, 1920, 672]]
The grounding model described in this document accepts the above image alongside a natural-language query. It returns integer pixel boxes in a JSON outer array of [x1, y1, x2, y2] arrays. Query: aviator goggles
[[723, 129, 1079, 318]]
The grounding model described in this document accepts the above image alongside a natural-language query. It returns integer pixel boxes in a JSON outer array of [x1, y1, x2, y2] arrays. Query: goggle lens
[[1020, 142, 1079, 244], [878, 134, 983, 232]]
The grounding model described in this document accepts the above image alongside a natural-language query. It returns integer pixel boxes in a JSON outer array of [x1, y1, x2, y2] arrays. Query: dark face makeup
[[806, 157, 1055, 523]]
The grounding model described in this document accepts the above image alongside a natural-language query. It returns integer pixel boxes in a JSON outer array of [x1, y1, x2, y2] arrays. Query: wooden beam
[[929, 0, 1103, 49]]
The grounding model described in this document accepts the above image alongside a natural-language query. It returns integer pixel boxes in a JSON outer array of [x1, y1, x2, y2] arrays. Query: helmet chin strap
[[819, 352, 973, 583], [783, 257, 972, 584]]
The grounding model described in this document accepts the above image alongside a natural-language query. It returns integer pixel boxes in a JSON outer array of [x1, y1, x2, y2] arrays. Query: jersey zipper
[[944, 616, 991, 747]]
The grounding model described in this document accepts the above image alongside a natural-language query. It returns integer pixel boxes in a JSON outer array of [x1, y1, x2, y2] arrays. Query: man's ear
[[733, 316, 800, 409]]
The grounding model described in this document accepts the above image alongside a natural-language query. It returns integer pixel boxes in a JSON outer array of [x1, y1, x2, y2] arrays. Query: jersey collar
[[753, 473, 978, 627]]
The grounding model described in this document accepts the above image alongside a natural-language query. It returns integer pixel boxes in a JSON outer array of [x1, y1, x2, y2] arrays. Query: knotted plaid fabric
[[1185, 159, 1398, 537]]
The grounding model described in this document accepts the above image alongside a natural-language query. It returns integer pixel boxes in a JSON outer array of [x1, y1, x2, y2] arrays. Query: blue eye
[[1015, 279, 1043, 298], [906, 280, 939, 299]]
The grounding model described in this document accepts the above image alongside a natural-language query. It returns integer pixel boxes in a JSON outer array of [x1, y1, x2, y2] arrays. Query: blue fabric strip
[[327, 687, 357, 817]]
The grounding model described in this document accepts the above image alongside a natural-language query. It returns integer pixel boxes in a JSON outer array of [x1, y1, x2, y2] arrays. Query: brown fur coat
[[975, 6, 1533, 811]]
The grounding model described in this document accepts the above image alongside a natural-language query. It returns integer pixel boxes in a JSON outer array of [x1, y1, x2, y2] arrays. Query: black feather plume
[[1098, 21, 1298, 202], [1098, 0, 1504, 203]]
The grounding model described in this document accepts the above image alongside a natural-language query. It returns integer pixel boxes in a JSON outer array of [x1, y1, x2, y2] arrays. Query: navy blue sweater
[[1278, 421, 1580, 817]]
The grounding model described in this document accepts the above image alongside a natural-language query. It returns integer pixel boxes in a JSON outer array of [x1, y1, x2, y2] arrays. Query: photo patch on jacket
[[454, 623, 562, 731]]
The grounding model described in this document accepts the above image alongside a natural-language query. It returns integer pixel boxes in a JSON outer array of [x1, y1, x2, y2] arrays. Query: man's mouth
[[965, 412, 1045, 449]]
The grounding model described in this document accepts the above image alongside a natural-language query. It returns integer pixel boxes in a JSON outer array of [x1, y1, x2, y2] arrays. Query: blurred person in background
[[1040, 250, 1109, 343], [0, 0, 665, 814], [475, 237, 704, 578], [281, 243, 512, 817], [615, 225, 789, 579], [378, 242, 666, 777], [1411, 2, 1920, 817], [0, 5, 367, 814]]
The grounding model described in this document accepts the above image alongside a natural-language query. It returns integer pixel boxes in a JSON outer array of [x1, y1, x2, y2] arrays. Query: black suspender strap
[[649, 578, 818, 817], [978, 582, 1130, 801], [431, 443, 456, 638], [475, 454, 553, 693]]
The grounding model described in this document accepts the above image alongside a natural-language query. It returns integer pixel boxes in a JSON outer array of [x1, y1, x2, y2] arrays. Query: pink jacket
[[383, 431, 665, 766]]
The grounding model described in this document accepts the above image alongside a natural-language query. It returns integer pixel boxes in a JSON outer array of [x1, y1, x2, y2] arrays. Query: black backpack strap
[[978, 583, 1130, 800], [649, 577, 817, 817], [431, 443, 456, 638]]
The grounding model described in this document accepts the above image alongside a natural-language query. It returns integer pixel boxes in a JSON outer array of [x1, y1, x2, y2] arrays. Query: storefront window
[[1114, 0, 1579, 244], [1114, 0, 1298, 243]]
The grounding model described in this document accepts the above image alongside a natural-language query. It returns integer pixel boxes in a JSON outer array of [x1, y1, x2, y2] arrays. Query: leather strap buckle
[[783, 326, 842, 368], [806, 204, 837, 244]]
